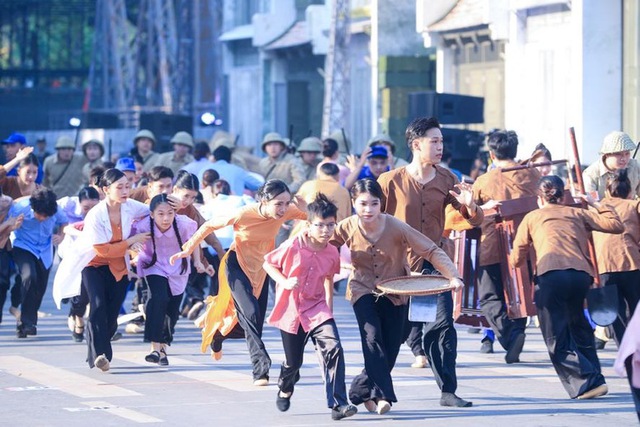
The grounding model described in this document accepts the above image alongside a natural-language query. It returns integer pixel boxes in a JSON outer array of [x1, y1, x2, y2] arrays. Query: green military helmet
[[297, 137, 322, 153], [134, 129, 157, 146], [261, 132, 287, 152], [55, 136, 75, 150], [81, 138, 105, 157], [170, 131, 194, 148]]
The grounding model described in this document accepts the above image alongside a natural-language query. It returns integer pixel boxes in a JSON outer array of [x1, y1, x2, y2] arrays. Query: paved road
[[0, 274, 637, 426]]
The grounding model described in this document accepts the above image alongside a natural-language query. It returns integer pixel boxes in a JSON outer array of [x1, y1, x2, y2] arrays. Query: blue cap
[[115, 157, 136, 172], [368, 145, 388, 159], [2, 132, 26, 145]]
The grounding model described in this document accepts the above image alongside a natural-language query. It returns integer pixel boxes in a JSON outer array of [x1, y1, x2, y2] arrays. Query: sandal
[[145, 350, 161, 364], [72, 325, 84, 343], [159, 349, 169, 366]]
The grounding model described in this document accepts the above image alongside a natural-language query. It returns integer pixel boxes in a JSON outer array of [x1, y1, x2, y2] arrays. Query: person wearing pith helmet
[[368, 134, 409, 169], [81, 139, 104, 187], [130, 129, 159, 172], [147, 131, 195, 175], [43, 135, 88, 197], [583, 131, 640, 199], [258, 132, 305, 193], [295, 136, 322, 180]]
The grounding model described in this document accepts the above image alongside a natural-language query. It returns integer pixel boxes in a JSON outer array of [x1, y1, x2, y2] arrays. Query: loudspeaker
[[408, 91, 484, 125], [441, 128, 484, 175], [83, 112, 120, 129], [139, 113, 193, 152]]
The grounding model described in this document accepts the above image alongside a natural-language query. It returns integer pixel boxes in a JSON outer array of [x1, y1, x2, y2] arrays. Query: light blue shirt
[[10, 198, 69, 268], [198, 160, 263, 196], [180, 158, 212, 179]]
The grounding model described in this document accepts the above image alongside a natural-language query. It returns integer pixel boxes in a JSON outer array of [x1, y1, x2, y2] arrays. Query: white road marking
[[0, 355, 140, 398], [63, 401, 162, 423], [115, 351, 273, 392]]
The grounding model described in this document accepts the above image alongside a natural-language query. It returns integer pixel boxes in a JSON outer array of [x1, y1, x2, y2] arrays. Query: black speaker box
[[139, 113, 193, 152], [408, 91, 484, 125], [83, 112, 120, 129]]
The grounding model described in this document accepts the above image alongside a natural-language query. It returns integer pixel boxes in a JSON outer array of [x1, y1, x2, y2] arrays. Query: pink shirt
[[265, 236, 340, 334], [134, 214, 197, 296]]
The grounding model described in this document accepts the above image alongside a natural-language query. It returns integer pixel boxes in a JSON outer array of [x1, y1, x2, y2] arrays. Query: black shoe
[[145, 350, 161, 364], [23, 325, 37, 336], [480, 339, 494, 354], [440, 392, 472, 407], [159, 349, 169, 366], [331, 404, 357, 420], [505, 333, 525, 364], [276, 392, 291, 412], [595, 338, 606, 350], [111, 332, 122, 342], [16, 328, 27, 338]]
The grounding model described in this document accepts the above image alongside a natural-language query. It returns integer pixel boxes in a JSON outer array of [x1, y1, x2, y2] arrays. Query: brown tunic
[[472, 163, 541, 266], [330, 214, 461, 306], [592, 197, 640, 273], [0, 165, 40, 199], [377, 166, 484, 271], [511, 204, 624, 277]]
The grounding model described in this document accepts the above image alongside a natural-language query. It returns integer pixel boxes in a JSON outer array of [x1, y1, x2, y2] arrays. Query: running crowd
[[0, 117, 639, 421]]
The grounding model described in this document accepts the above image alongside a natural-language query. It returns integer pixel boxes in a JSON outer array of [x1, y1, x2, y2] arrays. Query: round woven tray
[[375, 275, 452, 296]]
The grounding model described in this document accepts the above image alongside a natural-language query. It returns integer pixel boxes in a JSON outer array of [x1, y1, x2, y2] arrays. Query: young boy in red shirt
[[263, 194, 357, 421]]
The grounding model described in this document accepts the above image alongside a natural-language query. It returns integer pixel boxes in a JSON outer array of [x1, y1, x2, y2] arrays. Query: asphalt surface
[[0, 270, 637, 426]]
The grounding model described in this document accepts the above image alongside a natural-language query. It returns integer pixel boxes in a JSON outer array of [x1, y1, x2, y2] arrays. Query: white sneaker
[[94, 354, 110, 372], [411, 355, 428, 368]]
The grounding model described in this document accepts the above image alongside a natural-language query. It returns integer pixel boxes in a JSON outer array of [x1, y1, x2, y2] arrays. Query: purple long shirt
[[134, 214, 197, 296]]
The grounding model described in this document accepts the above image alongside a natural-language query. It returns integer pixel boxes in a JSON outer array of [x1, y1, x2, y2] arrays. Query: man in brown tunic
[[378, 117, 483, 408], [42, 136, 88, 198], [472, 130, 540, 362]]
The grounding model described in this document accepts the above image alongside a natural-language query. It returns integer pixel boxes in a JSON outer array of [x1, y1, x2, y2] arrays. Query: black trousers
[[536, 269, 605, 398], [144, 275, 183, 344], [279, 320, 348, 408], [13, 247, 50, 330], [349, 294, 406, 404], [600, 270, 640, 345], [625, 356, 640, 422], [420, 260, 459, 394], [402, 321, 426, 357], [226, 250, 271, 380], [0, 248, 12, 323], [82, 265, 129, 367], [206, 251, 222, 297], [181, 260, 209, 312], [478, 263, 527, 350], [68, 282, 89, 318]]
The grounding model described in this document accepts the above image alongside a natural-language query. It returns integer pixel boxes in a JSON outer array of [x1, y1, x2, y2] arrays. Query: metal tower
[[321, 0, 351, 137], [89, 0, 135, 111]]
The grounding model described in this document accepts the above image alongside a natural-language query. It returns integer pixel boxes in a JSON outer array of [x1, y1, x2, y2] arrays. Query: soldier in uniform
[[146, 131, 195, 175], [43, 136, 88, 198], [130, 129, 159, 172], [294, 137, 322, 181], [258, 132, 305, 193]]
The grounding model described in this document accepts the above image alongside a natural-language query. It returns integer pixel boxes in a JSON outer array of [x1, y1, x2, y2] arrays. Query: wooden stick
[[569, 127, 600, 285], [500, 159, 567, 173]]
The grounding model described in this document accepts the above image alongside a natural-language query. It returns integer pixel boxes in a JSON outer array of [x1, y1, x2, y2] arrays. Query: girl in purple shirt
[[134, 193, 197, 365]]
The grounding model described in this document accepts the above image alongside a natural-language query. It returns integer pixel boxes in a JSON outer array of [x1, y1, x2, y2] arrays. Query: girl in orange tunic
[[171, 179, 307, 385]]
